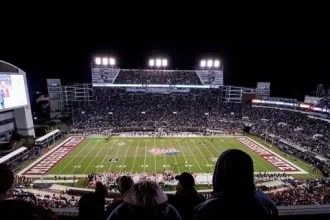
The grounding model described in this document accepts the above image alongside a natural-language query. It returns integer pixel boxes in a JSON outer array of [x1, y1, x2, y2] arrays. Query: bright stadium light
[[149, 59, 155, 67], [162, 59, 168, 67], [102, 58, 108, 65], [95, 57, 101, 65], [200, 60, 206, 68], [214, 60, 220, 68], [156, 59, 162, 67], [207, 59, 213, 68], [109, 58, 115, 66]]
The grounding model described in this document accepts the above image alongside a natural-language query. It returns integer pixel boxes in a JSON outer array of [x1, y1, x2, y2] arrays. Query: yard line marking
[[131, 139, 139, 172], [119, 140, 132, 174], [71, 139, 101, 174], [200, 139, 217, 158], [191, 140, 213, 172], [143, 140, 148, 173], [161, 140, 168, 167], [168, 139, 180, 173], [153, 137, 156, 173], [108, 137, 127, 172], [58, 139, 93, 174], [174, 138, 191, 173], [82, 141, 108, 173], [183, 140, 204, 173], [228, 138, 271, 172], [96, 140, 117, 173]]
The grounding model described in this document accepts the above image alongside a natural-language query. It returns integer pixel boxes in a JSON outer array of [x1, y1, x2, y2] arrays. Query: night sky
[[0, 35, 329, 101]]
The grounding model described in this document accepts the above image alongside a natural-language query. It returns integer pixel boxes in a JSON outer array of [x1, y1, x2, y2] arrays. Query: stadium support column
[[13, 74, 35, 137]]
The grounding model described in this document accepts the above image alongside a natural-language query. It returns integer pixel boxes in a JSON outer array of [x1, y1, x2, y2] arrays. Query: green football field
[[44, 136, 303, 175]]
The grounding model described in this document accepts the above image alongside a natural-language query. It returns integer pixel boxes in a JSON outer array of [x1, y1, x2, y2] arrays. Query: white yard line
[[183, 140, 204, 173], [153, 137, 157, 173], [82, 141, 108, 173], [96, 140, 117, 173], [58, 139, 93, 174], [161, 140, 168, 166], [168, 139, 181, 173], [131, 139, 140, 172], [108, 137, 127, 172], [71, 140, 101, 174], [191, 140, 214, 172], [119, 140, 132, 174], [143, 140, 149, 173]]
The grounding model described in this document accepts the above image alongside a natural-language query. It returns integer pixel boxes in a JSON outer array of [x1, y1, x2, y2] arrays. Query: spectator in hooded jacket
[[107, 180, 182, 220], [193, 149, 278, 220], [79, 181, 108, 220], [105, 175, 134, 216], [167, 172, 205, 220]]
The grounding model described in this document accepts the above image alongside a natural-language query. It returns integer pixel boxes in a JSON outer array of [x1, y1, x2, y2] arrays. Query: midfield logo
[[148, 148, 179, 156]]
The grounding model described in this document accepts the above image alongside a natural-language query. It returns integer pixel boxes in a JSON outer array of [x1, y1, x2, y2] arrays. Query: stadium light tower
[[102, 58, 108, 65], [156, 59, 162, 67], [214, 60, 220, 68], [200, 60, 206, 68], [162, 59, 168, 67], [109, 58, 116, 66], [207, 59, 213, 68], [95, 57, 101, 65], [149, 59, 155, 67]]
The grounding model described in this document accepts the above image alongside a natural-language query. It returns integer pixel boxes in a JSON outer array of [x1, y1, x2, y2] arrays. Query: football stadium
[[0, 49, 330, 219]]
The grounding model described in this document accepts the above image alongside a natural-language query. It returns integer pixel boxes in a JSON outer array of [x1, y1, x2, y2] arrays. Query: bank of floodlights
[[94, 57, 116, 66], [200, 59, 220, 69], [149, 58, 168, 68]]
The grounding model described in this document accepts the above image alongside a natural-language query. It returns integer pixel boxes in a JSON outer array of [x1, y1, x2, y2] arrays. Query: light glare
[[109, 58, 115, 65], [156, 59, 162, 67], [149, 59, 155, 66], [200, 60, 206, 67], [162, 59, 168, 67], [207, 60, 213, 68], [214, 60, 220, 67], [102, 58, 108, 65], [95, 57, 101, 65]]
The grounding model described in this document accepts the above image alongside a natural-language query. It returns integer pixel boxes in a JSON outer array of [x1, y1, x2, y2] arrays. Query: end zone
[[236, 137, 307, 174], [18, 137, 85, 176]]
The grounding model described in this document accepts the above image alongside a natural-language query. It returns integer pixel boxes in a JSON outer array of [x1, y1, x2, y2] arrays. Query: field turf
[[46, 137, 298, 175]]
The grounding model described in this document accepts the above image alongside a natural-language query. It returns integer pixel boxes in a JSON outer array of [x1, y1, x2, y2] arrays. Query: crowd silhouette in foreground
[[1, 150, 279, 220]]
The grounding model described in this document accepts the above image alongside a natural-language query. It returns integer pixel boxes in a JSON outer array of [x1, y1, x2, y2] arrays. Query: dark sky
[[0, 34, 329, 100]]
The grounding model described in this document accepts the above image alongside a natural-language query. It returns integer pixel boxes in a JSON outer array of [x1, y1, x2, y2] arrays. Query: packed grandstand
[[1, 66, 330, 219]]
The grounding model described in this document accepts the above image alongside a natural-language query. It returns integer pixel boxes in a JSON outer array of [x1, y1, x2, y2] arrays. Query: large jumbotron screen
[[0, 74, 28, 111]]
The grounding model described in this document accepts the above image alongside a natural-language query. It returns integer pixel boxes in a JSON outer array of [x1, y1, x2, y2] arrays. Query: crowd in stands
[[114, 69, 202, 85], [73, 87, 239, 130], [267, 179, 330, 206]]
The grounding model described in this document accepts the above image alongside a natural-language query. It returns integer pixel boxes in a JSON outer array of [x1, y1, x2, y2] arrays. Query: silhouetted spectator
[[0, 164, 57, 220], [105, 175, 134, 216], [107, 181, 182, 220], [168, 172, 205, 220], [79, 181, 108, 220], [194, 149, 278, 220]]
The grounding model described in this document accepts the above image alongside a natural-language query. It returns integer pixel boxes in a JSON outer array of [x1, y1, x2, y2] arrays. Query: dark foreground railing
[[52, 205, 330, 220]]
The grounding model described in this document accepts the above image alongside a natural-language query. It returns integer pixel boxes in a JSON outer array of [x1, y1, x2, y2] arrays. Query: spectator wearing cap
[[167, 172, 205, 220], [194, 149, 278, 220], [106, 175, 134, 216], [107, 181, 182, 220]]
